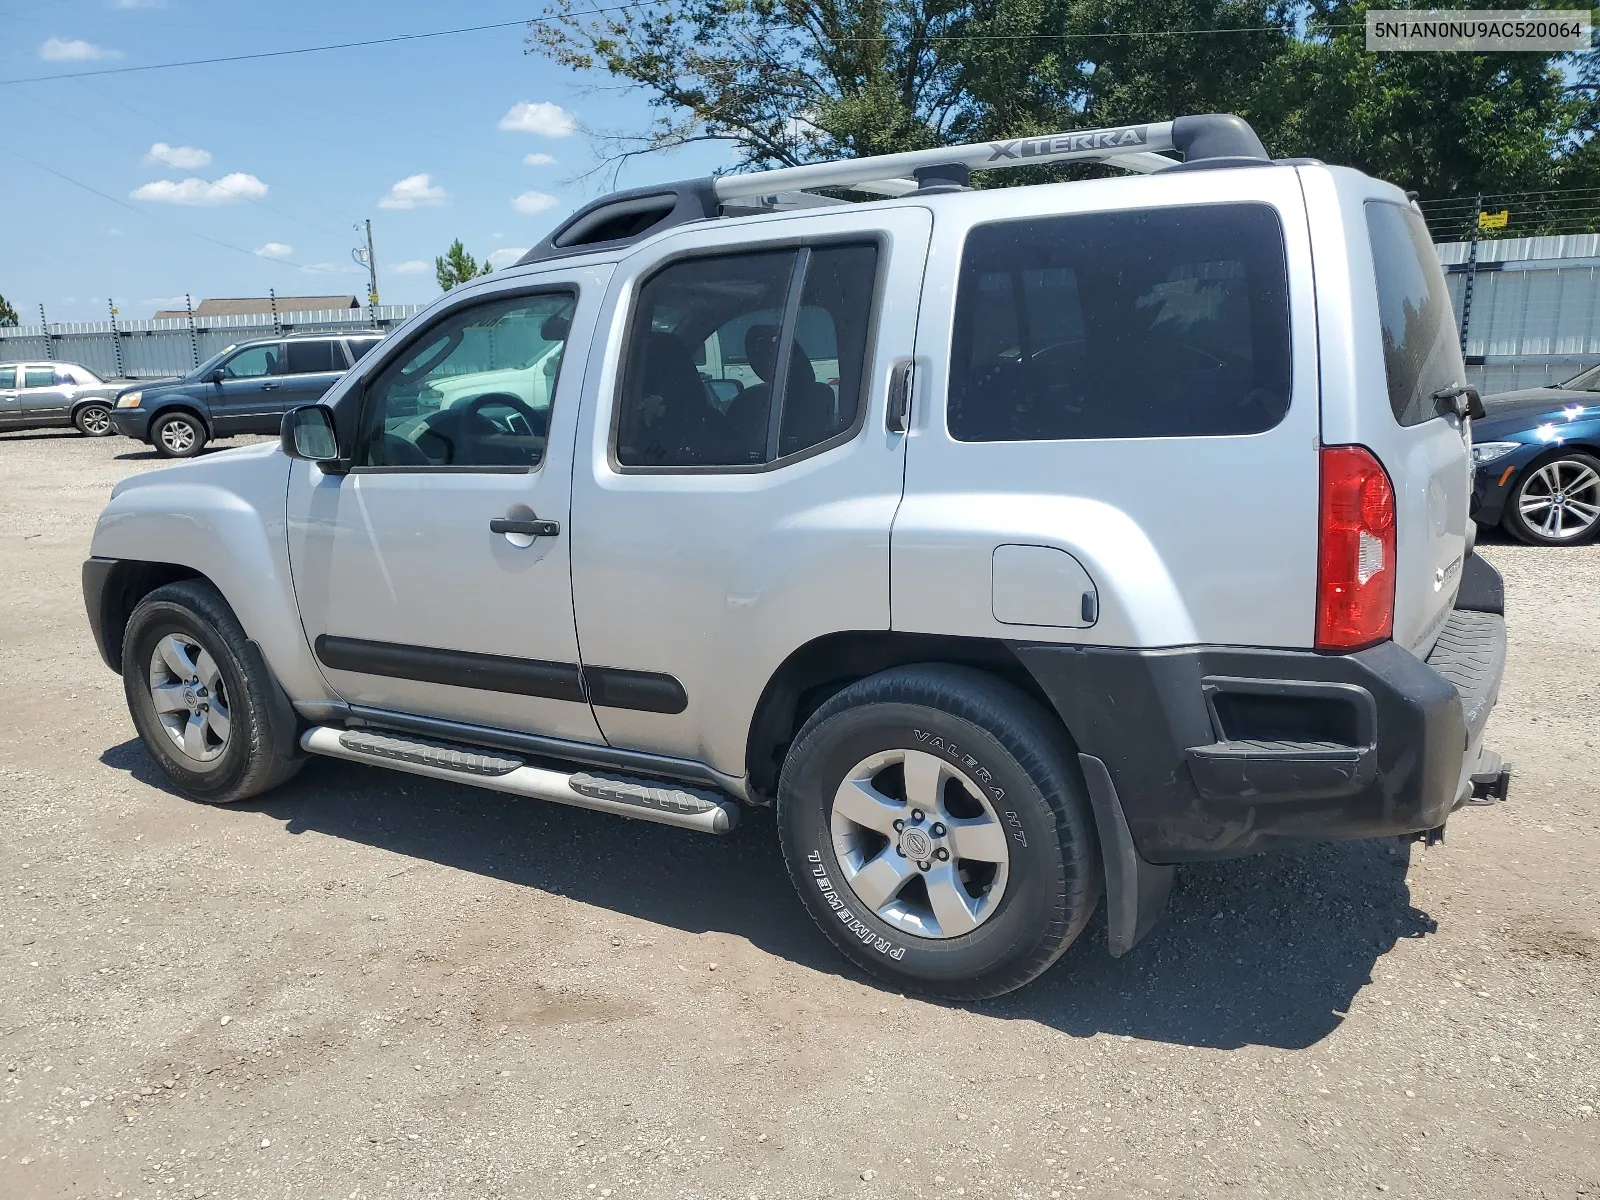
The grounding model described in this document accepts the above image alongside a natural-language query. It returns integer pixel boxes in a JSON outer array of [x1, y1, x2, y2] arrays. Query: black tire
[[152, 411, 207, 458], [73, 401, 113, 437], [776, 664, 1102, 1000], [1500, 451, 1600, 545], [122, 579, 303, 804]]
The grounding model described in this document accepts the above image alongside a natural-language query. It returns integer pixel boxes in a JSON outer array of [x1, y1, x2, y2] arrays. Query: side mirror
[[209, 368, 226, 384], [280, 404, 341, 465]]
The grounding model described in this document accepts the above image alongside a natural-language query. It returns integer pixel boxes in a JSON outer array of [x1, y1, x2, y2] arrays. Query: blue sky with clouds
[[0, 0, 737, 318]]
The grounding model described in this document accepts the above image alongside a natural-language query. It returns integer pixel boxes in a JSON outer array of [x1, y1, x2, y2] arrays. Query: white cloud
[[114, 0, 167, 8], [130, 172, 268, 206], [512, 190, 558, 216], [378, 173, 447, 210], [143, 295, 188, 311], [107, 228, 124, 237], [522, 152, 556, 166], [488, 247, 530, 268], [144, 142, 211, 170], [390, 260, 431, 276], [299, 262, 363, 276], [40, 37, 122, 61], [499, 102, 576, 137], [255, 242, 293, 259]]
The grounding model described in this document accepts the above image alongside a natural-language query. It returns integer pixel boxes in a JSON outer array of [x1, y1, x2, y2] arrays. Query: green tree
[[0, 292, 18, 327], [434, 240, 495, 291], [531, 0, 1596, 201]]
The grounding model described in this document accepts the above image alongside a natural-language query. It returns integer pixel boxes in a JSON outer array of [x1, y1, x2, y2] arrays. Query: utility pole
[[352, 219, 379, 325], [1459, 193, 1482, 357]]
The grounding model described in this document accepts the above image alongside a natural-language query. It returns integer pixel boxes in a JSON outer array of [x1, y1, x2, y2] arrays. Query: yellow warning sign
[[1478, 209, 1509, 230]]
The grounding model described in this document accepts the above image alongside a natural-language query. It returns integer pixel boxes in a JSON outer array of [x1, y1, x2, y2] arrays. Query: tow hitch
[[1465, 752, 1512, 807]]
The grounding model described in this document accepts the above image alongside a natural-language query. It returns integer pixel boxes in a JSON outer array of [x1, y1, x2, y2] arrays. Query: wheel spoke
[[924, 862, 981, 937], [156, 635, 195, 680], [900, 749, 946, 814], [1543, 505, 1561, 535], [944, 815, 1010, 863], [832, 777, 903, 836], [848, 847, 917, 912], [205, 701, 230, 742], [1565, 499, 1600, 522], [194, 649, 222, 693], [149, 682, 189, 714], [181, 713, 209, 758]]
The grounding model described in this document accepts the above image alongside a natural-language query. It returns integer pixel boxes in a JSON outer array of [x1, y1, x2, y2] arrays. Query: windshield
[[1556, 363, 1600, 392], [186, 345, 238, 381]]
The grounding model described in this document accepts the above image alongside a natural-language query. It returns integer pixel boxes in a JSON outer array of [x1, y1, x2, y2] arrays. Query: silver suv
[[82, 115, 1509, 998]]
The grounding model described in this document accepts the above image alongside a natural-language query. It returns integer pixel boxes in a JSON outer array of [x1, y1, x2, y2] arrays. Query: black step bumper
[[1012, 563, 1507, 864]]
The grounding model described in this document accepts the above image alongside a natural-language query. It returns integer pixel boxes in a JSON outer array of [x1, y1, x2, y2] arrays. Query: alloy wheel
[[160, 420, 196, 454], [148, 634, 231, 763], [78, 405, 111, 435], [829, 748, 1011, 939], [1519, 459, 1600, 540]]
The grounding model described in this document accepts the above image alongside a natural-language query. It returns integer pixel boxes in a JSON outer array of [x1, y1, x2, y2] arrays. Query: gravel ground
[[0, 428, 1596, 1200]]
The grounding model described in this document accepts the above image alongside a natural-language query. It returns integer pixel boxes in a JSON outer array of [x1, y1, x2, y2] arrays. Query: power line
[[0, 6, 648, 86]]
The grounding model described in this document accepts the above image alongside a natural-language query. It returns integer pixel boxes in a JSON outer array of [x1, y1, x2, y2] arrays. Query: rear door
[[0, 366, 20, 427], [896, 169, 1322, 651], [1305, 171, 1470, 656], [20, 363, 72, 424], [273, 339, 348, 428]]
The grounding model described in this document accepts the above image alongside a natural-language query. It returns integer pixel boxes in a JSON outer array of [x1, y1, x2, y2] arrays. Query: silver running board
[[300, 727, 739, 834]]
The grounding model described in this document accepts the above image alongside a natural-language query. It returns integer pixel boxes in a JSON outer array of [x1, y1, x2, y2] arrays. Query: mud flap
[[1078, 753, 1175, 957]]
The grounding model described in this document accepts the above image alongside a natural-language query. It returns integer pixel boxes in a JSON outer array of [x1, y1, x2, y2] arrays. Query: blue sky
[[0, 0, 737, 318]]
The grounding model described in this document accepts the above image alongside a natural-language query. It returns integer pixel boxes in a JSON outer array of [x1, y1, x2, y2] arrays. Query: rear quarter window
[[1366, 201, 1463, 427], [948, 202, 1292, 441]]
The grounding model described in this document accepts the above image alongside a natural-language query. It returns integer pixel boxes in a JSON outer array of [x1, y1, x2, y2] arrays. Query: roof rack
[[517, 113, 1268, 267]]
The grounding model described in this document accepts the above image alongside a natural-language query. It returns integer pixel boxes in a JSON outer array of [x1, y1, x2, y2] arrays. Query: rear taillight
[[1316, 445, 1396, 651]]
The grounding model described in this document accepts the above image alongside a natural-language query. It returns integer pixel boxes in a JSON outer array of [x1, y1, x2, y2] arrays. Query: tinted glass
[[23, 367, 56, 389], [284, 340, 339, 374], [618, 251, 796, 467], [1367, 201, 1464, 426], [0, 366, 18, 388], [353, 291, 573, 469], [345, 338, 381, 363], [949, 204, 1292, 441], [617, 243, 878, 468], [222, 345, 280, 379]]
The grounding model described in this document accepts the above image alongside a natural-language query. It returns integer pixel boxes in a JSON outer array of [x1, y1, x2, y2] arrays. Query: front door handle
[[490, 515, 560, 538], [261, 382, 280, 391]]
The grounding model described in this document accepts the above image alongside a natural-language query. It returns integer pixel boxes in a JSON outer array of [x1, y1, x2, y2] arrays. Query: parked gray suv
[[82, 115, 1509, 998]]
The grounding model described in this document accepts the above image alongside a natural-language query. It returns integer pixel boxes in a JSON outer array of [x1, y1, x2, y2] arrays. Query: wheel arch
[[744, 630, 1061, 800], [69, 395, 113, 418], [148, 401, 214, 437], [84, 558, 203, 673]]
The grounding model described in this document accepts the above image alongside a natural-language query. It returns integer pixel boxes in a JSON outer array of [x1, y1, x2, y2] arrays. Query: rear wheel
[[776, 664, 1101, 1000], [122, 579, 303, 803], [73, 402, 113, 437], [1502, 452, 1600, 545], [153, 411, 206, 458]]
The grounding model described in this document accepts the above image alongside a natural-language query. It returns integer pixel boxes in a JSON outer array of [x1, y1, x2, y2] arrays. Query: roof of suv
[[515, 113, 1275, 269]]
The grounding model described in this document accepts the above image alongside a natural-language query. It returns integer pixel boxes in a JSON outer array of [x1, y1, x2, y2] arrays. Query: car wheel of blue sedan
[[1503, 451, 1600, 545]]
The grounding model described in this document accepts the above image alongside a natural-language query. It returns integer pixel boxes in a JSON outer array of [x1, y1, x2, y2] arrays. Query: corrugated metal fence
[[0, 306, 426, 380]]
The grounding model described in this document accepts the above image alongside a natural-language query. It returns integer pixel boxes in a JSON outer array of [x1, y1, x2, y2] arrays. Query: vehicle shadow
[[0, 429, 80, 442], [99, 739, 1435, 1051]]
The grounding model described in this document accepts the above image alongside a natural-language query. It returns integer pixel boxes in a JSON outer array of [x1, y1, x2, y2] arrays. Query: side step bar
[[300, 727, 740, 834]]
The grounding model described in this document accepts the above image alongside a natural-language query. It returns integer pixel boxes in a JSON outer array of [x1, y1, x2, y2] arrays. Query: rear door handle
[[490, 516, 560, 538]]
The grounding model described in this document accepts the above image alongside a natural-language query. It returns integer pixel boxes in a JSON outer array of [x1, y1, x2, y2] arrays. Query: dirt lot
[[0, 429, 1596, 1200]]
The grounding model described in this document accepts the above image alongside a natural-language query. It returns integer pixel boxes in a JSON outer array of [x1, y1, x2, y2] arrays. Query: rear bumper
[[1013, 563, 1507, 863]]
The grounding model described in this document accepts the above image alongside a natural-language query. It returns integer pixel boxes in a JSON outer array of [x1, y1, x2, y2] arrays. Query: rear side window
[[345, 338, 380, 364], [23, 366, 56, 388], [949, 203, 1292, 441], [1366, 201, 1463, 426], [285, 340, 339, 374], [615, 243, 879, 468]]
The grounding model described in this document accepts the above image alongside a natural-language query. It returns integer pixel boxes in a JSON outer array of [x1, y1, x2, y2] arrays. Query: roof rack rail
[[517, 113, 1267, 267]]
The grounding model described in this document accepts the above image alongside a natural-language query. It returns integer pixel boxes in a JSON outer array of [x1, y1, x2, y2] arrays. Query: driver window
[[352, 290, 575, 469], [221, 345, 281, 379]]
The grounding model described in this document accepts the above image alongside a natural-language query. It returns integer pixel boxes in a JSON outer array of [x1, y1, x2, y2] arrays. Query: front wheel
[[152, 411, 207, 458], [74, 402, 113, 437], [122, 579, 303, 804], [777, 665, 1102, 1000], [1501, 452, 1600, 545]]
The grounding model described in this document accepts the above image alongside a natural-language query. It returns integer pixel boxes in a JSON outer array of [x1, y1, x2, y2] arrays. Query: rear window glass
[[1366, 201, 1463, 427], [285, 340, 339, 374], [949, 203, 1292, 441]]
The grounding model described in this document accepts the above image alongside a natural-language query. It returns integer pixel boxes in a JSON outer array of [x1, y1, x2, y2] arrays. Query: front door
[[568, 209, 931, 777], [287, 269, 610, 743], [210, 342, 285, 435]]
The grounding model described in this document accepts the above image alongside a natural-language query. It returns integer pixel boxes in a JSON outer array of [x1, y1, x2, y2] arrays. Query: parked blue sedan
[[1472, 366, 1600, 544]]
